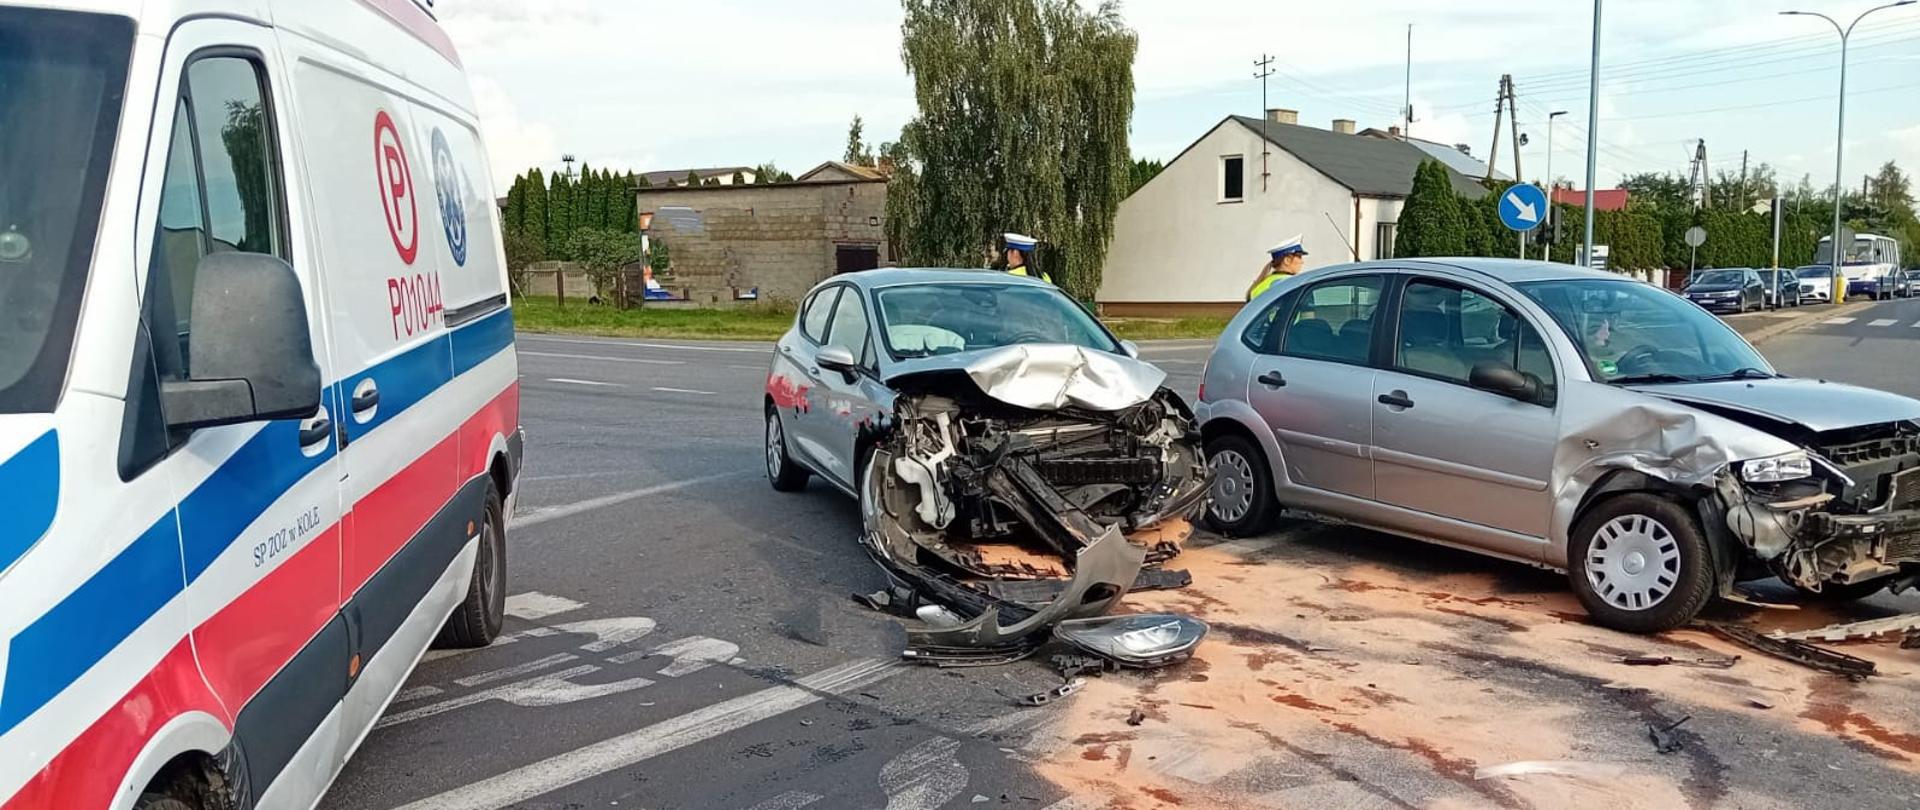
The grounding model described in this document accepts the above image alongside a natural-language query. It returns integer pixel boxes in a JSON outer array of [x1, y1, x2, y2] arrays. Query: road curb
[[1739, 304, 1860, 346]]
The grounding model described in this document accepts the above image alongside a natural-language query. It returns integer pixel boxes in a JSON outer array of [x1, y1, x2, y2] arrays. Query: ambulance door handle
[[298, 416, 333, 452], [352, 387, 380, 413]]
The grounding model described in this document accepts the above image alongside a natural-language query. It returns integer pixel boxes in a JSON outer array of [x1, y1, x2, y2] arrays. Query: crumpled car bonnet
[[889, 344, 1168, 412]]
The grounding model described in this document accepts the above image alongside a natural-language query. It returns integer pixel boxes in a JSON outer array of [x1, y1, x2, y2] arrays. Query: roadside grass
[[512, 296, 795, 341], [511, 296, 1235, 342]]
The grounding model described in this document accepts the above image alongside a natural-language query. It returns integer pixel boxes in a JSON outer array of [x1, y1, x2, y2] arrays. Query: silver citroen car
[[1196, 259, 1920, 633]]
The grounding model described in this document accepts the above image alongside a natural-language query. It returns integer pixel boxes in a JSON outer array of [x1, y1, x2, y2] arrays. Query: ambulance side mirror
[[161, 252, 323, 430]]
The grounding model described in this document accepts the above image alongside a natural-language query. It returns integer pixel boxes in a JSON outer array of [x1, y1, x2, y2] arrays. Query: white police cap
[[1004, 233, 1038, 251], [1269, 235, 1308, 259]]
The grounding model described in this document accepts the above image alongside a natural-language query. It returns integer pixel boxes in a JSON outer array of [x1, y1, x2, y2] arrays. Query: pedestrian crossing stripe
[[1825, 317, 1857, 325], [1870, 318, 1900, 327]]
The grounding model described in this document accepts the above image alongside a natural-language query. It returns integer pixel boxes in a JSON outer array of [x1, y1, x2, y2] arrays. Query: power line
[[1518, 26, 1920, 95], [1521, 16, 1919, 86]]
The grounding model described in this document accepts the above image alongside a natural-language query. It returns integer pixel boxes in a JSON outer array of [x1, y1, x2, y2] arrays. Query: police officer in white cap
[[1002, 233, 1053, 284], [1246, 235, 1308, 300]]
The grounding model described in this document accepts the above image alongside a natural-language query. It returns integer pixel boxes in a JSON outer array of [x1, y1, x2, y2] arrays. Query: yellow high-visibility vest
[[1249, 272, 1291, 300], [1008, 264, 1052, 284]]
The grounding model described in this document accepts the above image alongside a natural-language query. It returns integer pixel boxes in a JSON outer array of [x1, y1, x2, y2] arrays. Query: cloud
[[467, 75, 558, 190]]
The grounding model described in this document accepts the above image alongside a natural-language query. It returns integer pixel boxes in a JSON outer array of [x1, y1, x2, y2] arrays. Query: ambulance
[[0, 1, 521, 807]]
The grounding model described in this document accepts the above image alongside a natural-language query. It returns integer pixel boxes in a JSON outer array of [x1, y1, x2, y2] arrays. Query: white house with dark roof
[[1098, 110, 1486, 315]]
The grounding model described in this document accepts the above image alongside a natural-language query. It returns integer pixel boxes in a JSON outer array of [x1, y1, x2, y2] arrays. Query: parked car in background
[[1683, 268, 1766, 313], [1904, 270, 1920, 297], [1199, 259, 1920, 634], [1794, 265, 1838, 302], [1753, 268, 1803, 307]]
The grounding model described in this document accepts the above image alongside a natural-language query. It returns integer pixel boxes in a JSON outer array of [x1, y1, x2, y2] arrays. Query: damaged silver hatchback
[[765, 270, 1211, 658], [1199, 259, 1920, 633]]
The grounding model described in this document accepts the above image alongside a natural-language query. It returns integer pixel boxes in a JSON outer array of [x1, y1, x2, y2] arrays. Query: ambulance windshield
[[0, 8, 132, 413]]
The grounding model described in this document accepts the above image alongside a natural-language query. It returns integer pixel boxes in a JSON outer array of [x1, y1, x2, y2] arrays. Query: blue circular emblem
[[431, 128, 468, 267]]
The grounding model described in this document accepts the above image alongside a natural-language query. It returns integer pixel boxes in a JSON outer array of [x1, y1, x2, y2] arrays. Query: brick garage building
[[636, 175, 888, 305]]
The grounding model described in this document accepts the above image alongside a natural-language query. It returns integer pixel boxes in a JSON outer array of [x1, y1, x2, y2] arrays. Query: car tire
[[1204, 433, 1276, 537], [436, 482, 506, 649], [1567, 493, 1716, 634], [766, 407, 810, 492]]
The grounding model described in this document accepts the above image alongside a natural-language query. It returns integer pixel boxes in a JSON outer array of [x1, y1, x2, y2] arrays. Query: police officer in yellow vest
[[1003, 233, 1053, 284], [1246, 235, 1308, 300]]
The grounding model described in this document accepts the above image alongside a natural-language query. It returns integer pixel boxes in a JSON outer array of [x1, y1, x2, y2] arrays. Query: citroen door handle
[[1377, 391, 1415, 409], [1257, 371, 1287, 388]]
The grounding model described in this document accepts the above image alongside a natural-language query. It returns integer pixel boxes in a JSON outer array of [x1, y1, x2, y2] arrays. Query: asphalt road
[[323, 318, 1920, 810]]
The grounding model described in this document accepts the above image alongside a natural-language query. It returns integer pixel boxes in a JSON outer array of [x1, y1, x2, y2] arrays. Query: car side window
[[1279, 276, 1383, 365], [148, 55, 286, 378], [1241, 289, 1300, 354], [125, 53, 288, 477], [800, 287, 839, 344], [823, 286, 872, 367], [1396, 279, 1557, 402]]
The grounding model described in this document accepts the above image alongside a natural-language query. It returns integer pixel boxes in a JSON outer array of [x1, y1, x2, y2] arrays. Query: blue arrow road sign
[[1499, 183, 1548, 232]]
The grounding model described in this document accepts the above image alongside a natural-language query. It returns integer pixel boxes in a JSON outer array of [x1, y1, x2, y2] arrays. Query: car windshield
[[874, 282, 1120, 359], [1796, 266, 1832, 279], [1690, 270, 1743, 286], [0, 8, 133, 414], [1516, 279, 1772, 384]]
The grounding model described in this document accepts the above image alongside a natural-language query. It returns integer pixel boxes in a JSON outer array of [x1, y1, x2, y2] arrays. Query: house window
[[1220, 155, 1245, 202], [1375, 222, 1397, 260]]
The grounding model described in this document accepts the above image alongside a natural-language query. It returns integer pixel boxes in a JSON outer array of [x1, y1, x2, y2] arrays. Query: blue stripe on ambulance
[[0, 306, 515, 738], [0, 430, 59, 575]]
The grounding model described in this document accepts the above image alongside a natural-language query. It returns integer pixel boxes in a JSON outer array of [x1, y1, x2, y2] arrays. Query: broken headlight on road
[[1052, 614, 1209, 668]]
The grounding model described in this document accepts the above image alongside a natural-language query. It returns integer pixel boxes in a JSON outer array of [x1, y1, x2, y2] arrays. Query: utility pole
[[561, 153, 578, 181], [1688, 140, 1708, 209], [1254, 54, 1275, 192], [1582, 0, 1602, 269], [1508, 84, 1525, 183], [1486, 76, 1506, 184], [1739, 149, 1750, 209], [1403, 25, 1414, 141]]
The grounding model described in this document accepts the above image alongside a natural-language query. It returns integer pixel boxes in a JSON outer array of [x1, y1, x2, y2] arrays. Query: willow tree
[[887, 0, 1136, 299]]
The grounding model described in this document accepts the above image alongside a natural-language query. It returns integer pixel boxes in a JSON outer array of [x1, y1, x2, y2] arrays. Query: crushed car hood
[[886, 344, 1168, 412], [1634, 378, 1920, 434]]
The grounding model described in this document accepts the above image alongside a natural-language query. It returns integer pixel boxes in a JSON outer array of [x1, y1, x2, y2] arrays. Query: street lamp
[[1581, 0, 1603, 269], [1545, 110, 1569, 262], [1781, 1, 1916, 287]]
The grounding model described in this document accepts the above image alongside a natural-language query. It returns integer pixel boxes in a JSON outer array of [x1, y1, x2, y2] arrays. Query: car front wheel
[[1568, 494, 1716, 634], [766, 407, 810, 492], [1204, 433, 1276, 537]]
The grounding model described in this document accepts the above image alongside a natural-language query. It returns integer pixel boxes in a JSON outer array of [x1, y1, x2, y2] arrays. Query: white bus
[[1815, 233, 1903, 294]]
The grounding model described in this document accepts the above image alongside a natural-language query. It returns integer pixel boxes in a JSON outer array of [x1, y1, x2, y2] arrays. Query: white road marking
[[521, 335, 769, 353], [1913, 321, 1920, 328], [453, 652, 580, 688], [514, 473, 741, 529], [521, 351, 683, 366], [731, 364, 767, 371], [547, 377, 624, 387], [393, 685, 443, 704], [741, 792, 822, 810], [606, 636, 741, 676], [374, 664, 653, 730], [1870, 318, 1900, 327], [505, 592, 587, 620], [651, 386, 716, 396], [391, 659, 904, 810], [1825, 317, 1857, 325], [879, 737, 968, 810]]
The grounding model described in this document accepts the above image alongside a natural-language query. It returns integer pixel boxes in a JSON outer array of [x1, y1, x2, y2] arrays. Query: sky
[[438, 0, 1920, 198]]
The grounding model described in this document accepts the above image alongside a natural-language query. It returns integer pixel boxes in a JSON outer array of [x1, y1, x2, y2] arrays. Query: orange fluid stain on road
[[1032, 536, 1920, 809]]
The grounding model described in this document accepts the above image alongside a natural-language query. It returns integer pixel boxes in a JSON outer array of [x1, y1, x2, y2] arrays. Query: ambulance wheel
[[437, 483, 507, 648], [133, 797, 194, 810]]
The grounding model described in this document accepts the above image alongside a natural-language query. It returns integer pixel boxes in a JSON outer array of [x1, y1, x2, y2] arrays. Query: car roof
[[816, 268, 1056, 291], [1317, 258, 1628, 285]]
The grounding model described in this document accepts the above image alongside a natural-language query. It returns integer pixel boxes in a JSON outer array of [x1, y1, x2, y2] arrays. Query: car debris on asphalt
[[1015, 678, 1086, 707], [1648, 715, 1692, 755], [1619, 654, 1740, 669], [1769, 611, 1920, 643], [853, 346, 1212, 672], [1700, 621, 1878, 680]]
